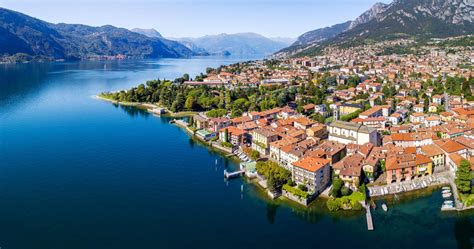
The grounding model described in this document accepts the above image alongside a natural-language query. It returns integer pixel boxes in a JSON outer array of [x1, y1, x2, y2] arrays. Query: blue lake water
[[0, 57, 473, 249]]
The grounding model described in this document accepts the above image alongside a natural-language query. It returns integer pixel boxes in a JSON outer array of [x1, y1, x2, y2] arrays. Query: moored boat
[[382, 203, 388, 212], [442, 193, 452, 198]]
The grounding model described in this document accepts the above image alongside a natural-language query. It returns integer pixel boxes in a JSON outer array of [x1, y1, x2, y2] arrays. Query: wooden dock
[[224, 169, 244, 179], [366, 205, 374, 231]]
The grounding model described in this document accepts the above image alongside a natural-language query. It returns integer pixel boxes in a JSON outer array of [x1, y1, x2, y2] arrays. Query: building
[[219, 126, 247, 145], [293, 116, 316, 130], [193, 114, 209, 129], [385, 153, 433, 184], [251, 128, 279, 155], [333, 154, 364, 190], [183, 80, 229, 88], [328, 120, 379, 146], [339, 103, 363, 116], [304, 140, 347, 164], [389, 132, 433, 148], [420, 144, 445, 169], [209, 117, 231, 132], [306, 124, 327, 139], [196, 129, 216, 141], [292, 157, 331, 194]]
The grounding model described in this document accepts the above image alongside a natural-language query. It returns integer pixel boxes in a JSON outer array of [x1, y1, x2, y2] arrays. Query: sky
[[0, 0, 391, 38]]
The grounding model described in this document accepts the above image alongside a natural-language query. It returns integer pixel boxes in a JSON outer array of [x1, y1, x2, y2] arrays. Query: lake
[[0, 57, 473, 249]]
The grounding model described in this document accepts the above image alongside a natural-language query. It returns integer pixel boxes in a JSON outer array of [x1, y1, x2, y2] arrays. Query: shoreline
[[94, 95, 197, 117], [98, 97, 472, 213]]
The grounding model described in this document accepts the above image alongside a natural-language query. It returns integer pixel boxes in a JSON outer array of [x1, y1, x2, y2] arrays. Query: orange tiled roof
[[292, 157, 330, 172]]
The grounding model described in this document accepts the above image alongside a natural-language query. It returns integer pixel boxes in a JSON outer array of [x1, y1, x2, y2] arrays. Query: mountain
[[172, 33, 292, 56], [291, 21, 352, 47], [347, 2, 388, 29], [131, 28, 163, 38], [278, 0, 474, 57], [269, 37, 297, 45], [0, 8, 194, 62]]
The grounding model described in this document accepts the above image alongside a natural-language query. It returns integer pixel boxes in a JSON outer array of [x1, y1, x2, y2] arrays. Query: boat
[[382, 203, 388, 212], [442, 189, 451, 194], [442, 193, 452, 198], [444, 200, 454, 205], [441, 204, 454, 210], [442, 186, 451, 190]]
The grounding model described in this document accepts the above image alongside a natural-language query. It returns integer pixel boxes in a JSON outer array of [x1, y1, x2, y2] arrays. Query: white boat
[[444, 200, 454, 205], [442, 187, 451, 191], [441, 204, 454, 210], [442, 189, 451, 194], [382, 203, 388, 212], [442, 193, 452, 198]]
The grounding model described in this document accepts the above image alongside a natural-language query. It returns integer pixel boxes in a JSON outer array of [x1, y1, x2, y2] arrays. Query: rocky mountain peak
[[348, 2, 388, 30]]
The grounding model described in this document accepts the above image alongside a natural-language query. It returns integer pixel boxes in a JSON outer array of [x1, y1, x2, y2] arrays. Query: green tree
[[326, 198, 341, 212], [231, 98, 250, 117], [341, 186, 351, 196], [224, 128, 229, 142], [184, 96, 195, 110], [183, 73, 190, 81], [250, 150, 260, 160], [330, 177, 343, 197], [423, 96, 430, 113], [267, 174, 277, 192], [455, 159, 472, 194]]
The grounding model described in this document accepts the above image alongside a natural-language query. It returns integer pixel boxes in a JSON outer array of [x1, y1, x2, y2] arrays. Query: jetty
[[224, 169, 244, 179], [366, 208, 374, 231], [365, 202, 374, 231]]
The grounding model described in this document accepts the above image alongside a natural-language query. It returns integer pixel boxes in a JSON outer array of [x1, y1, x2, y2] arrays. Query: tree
[[455, 159, 472, 194], [330, 177, 343, 197], [206, 109, 227, 118], [188, 116, 194, 127], [311, 113, 325, 124], [267, 174, 277, 192], [298, 184, 308, 192], [182, 73, 190, 81], [462, 78, 472, 98], [326, 198, 341, 212], [184, 96, 195, 110], [341, 186, 352, 196], [231, 98, 250, 117], [250, 150, 260, 160], [224, 128, 229, 142], [423, 96, 430, 113], [170, 93, 185, 112]]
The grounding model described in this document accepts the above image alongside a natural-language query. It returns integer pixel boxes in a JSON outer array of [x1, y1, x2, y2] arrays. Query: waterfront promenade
[[368, 172, 451, 197], [367, 170, 471, 211]]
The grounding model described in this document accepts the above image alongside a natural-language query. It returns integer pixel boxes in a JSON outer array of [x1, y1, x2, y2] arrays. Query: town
[[101, 36, 474, 212]]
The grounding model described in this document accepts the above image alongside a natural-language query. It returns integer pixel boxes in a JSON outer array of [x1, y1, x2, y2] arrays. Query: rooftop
[[292, 157, 330, 172]]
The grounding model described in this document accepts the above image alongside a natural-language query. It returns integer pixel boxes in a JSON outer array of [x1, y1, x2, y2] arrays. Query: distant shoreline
[[95, 95, 197, 118]]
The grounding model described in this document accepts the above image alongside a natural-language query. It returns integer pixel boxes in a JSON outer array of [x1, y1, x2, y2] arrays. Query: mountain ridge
[[278, 0, 474, 57], [170, 32, 293, 56], [0, 7, 194, 62]]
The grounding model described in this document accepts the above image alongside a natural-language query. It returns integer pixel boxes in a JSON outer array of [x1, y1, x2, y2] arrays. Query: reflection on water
[[266, 202, 279, 224], [454, 217, 474, 249], [118, 104, 151, 118]]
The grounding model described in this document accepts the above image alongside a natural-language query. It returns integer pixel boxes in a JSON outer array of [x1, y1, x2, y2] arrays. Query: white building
[[292, 157, 331, 194], [328, 120, 379, 146]]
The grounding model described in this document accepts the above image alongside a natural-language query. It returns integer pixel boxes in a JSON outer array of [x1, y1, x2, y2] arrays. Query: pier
[[224, 169, 244, 179], [366, 205, 374, 231]]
